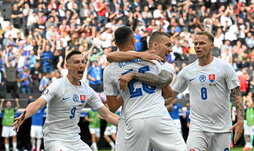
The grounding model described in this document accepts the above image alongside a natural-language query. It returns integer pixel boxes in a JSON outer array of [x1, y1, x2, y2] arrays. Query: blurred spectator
[[38, 72, 51, 93], [0, 99, 20, 151], [40, 44, 54, 73], [0, 68, 5, 99], [87, 61, 103, 92], [4, 58, 19, 99], [19, 66, 31, 94], [11, 4, 24, 29]]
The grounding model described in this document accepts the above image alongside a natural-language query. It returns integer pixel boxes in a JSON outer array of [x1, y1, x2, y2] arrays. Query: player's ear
[[131, 36, 135, 46], [65, 61, 70, 69]]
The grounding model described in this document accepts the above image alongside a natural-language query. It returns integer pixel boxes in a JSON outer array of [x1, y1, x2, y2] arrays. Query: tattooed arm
[[119, 70, 173, 90], [230, 86, 244, 144]]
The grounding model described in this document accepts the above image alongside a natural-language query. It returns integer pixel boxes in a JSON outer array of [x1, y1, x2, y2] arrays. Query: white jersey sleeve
[[103, 64, 120, 96], [86, 84, 104, 110], [160, 62, 175, 75], [224, 63, 240, 90], [171, 68, 188, 93], [41, 79, 60, 103]]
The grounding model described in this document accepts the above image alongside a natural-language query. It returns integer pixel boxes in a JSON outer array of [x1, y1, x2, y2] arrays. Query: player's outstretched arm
[[106, 96, 123, 113], [119, 70, 173, 90], [97, 106, 118, 126], [230, 86, 244, 144], [12, 97, 47, 132], [106, 50, 163, 63]]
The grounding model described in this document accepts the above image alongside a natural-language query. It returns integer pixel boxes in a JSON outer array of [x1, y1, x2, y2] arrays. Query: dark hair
[[66, 51, 82, 62], [149, 31, 171, 47], [114, 26, 134, 45], [195, 31, 214, 43]]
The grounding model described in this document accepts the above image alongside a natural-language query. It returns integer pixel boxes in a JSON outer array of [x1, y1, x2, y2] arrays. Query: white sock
[[246, 142, 251, 147], [31, 139, 36, 149], [36, 139, 41, 151], [5, 144, 9, 151], [13, 142, 17, 151], [109, 141, 115, 148], [92, 142, 98, 151]]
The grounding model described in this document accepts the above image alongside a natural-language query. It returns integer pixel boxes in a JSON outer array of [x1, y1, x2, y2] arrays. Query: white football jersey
[[172, 57, 239, 132], [103, 59, 171, 123], [41, 77, 104, 143]]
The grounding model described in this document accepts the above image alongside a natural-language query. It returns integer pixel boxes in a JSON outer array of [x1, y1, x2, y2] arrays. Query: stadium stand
[[0, 0, 254, 150]]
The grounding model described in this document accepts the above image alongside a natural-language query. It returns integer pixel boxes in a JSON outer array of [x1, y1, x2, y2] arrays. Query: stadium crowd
[[0, 0, 254, 150]]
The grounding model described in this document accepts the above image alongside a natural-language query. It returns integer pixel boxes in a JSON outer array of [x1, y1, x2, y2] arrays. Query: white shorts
[[45, 140, 92, 151], [244, 125, 254, 135], [104, 125, 116, 135], [115, 118, 125, 151], [89, 127, 100, 138], [1, 126, 17, 137], [124, 116, 186, 151], [187, 126, 231, 151], [31, 125, 43, 138]]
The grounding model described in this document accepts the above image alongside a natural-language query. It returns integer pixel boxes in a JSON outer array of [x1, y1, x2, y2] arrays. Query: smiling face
[[193, 34, 213, 59], [66, 54, 85, 82]]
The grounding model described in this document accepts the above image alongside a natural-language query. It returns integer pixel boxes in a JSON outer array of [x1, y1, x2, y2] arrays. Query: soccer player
[[104, 26, 186, 151], [0, 98, 19, 151], [85, 109, 101, 151], [242, 92, 254, 150], [170, 31, 244, 150], [30, 106, 46, 151], [12, 51, 118, 151]]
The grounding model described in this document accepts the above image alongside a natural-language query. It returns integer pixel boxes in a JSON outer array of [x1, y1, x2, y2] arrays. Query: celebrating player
[[170, 31, 244, 150], [104, 26, 186, 151], [13, 51, 118, 151]]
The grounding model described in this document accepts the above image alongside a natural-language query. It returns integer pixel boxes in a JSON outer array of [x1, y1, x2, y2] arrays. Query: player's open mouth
[[196, 50, 202, 54], [78, 70, 84, 75]]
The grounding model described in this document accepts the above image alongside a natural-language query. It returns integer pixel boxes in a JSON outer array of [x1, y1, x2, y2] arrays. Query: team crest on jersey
[[73, 94, 79, 102], [80, 95, 86, 103], [199, 75, 206, 82], [224, 148, 229, 151], [209, 74, 216, 86], [209, 74, 215, 82]]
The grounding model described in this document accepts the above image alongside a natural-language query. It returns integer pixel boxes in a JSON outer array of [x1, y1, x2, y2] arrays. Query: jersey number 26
[[122, 66, 156, 98]]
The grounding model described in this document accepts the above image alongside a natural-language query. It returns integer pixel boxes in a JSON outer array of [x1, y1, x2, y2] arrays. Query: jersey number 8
[[201, 87, 207, 100]]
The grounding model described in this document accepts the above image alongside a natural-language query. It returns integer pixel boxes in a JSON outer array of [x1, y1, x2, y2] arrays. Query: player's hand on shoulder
[[119, 72, 134, 90], [12, 110, 26, 132], [140, 50, 163, 63]]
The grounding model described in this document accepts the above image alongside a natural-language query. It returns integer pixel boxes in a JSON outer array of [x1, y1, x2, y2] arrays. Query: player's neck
[[66, 75, 81, 86], [118, 45, 135, 52], [198, 55, 214, 66]]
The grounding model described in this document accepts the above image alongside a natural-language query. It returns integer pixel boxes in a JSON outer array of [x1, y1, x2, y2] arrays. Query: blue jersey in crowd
[[169, 103, 182, 120], [31, 106, 46, 126], [88, 65, 103, 85]]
